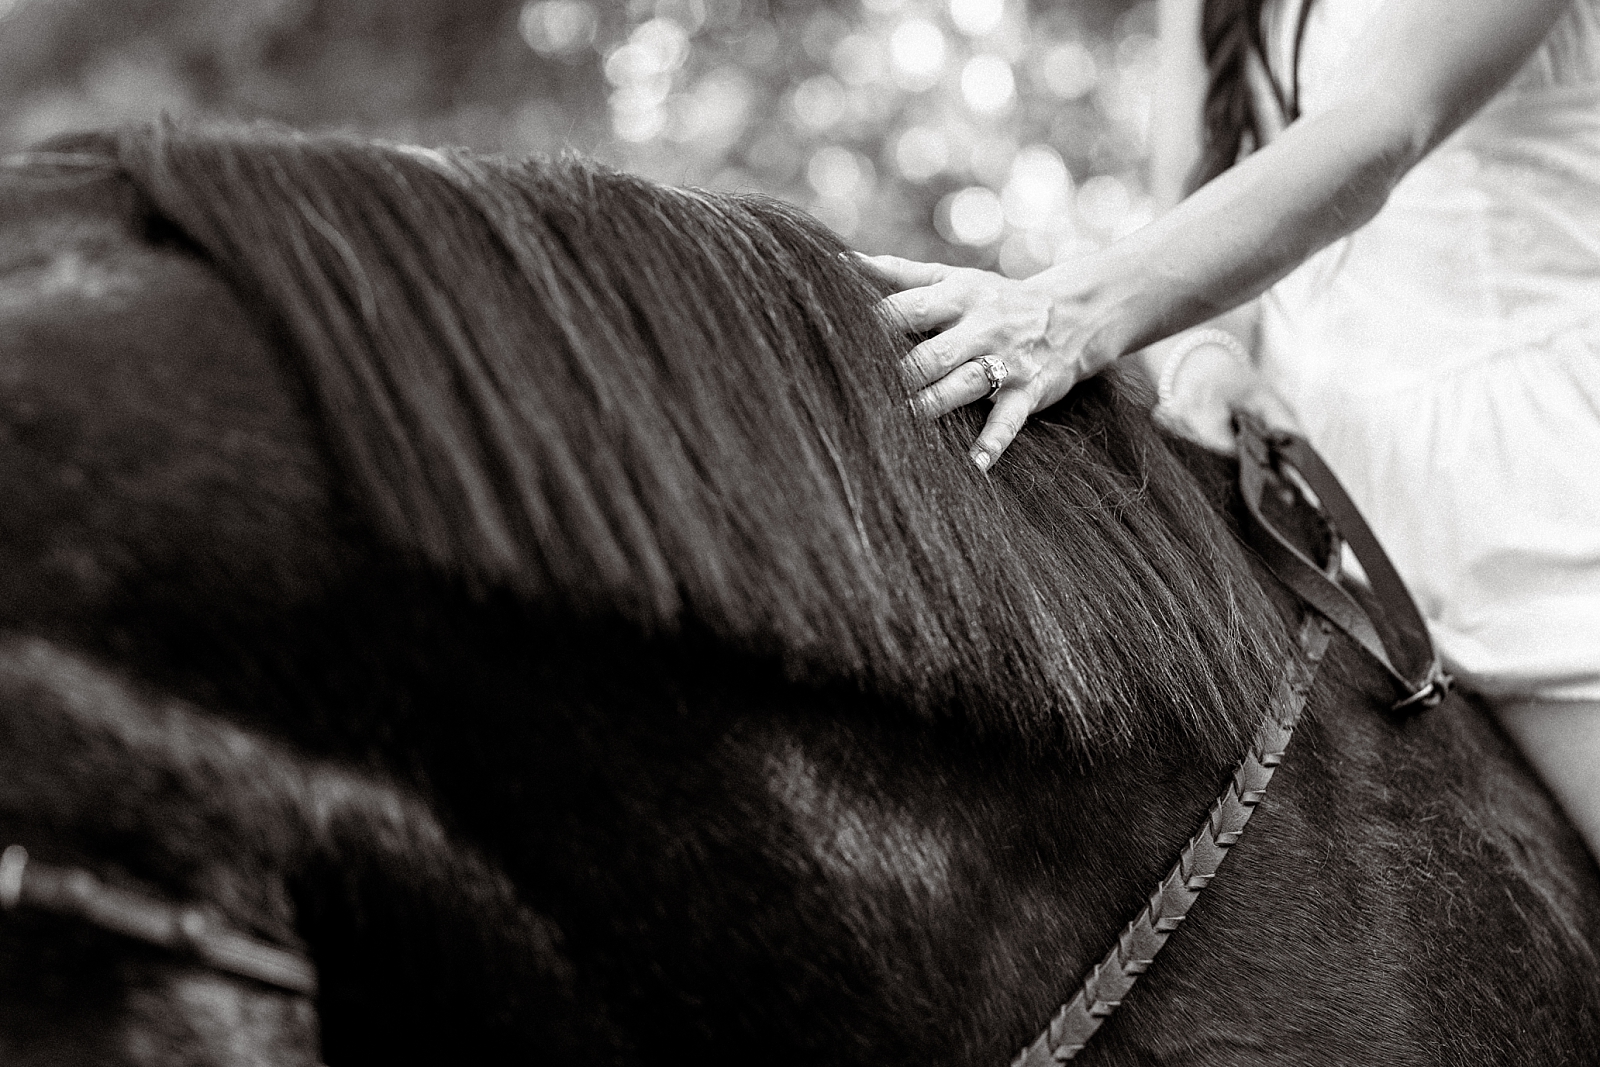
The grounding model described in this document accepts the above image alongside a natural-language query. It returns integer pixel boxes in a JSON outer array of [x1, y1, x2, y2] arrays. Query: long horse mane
[[106, 123, 1286, 762]]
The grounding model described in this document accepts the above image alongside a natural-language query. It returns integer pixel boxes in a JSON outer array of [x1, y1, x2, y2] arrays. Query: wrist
[[1029, 254, 1145, 376]]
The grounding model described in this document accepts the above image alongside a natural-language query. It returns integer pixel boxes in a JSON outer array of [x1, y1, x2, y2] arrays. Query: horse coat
[[0, 126, 1596, 1066]]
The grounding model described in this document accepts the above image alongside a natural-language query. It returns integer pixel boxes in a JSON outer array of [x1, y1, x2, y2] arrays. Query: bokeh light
[[607, 18, 690, 82], [807, 146, 852, 195], [894, 125, 950, 183], [791, 75, 846, 132], [969, 133, 1018, 189], [1002, 145, 1071, 229], [0, 0, 1162, 266], [940, 186, 1005, 246], [519, 0, 598, 58], [889, 18, 947, 93], [1076, 173, 1154, 239], [1037, 40, 1099, 100], [657, 0, 709, 33], [948, 0, 1005, 39], [832, 33, 887, 87], [960, 54, 1014, 114], [672, 66, 750, 150]]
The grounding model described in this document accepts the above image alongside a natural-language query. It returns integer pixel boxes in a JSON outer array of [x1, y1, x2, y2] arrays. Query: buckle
[[1391, 671, 1454, 712]]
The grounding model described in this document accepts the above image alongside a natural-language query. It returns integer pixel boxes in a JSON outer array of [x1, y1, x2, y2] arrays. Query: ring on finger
[[972, 355, 1009, 400]]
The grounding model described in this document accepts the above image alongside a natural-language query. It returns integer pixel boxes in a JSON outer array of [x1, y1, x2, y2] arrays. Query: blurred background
[[0, 0, 1154, 271]]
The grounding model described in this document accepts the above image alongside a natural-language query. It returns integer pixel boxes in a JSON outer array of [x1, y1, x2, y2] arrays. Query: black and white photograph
[[0, 0, 1597, 1062]]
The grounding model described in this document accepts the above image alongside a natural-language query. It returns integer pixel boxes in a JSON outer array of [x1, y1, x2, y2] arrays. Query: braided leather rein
[[1012, 612, 1333, 1066], [1012, 417, 1452, 1064], [0, 844, 318, 997]]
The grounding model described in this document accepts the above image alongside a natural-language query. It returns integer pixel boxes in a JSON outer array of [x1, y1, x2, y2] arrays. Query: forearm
[[1064, 0, 1576, 368], [1049, 98, 1422, 369], [871, 0, 1574, 465], [1149, 0, 1207, 211]]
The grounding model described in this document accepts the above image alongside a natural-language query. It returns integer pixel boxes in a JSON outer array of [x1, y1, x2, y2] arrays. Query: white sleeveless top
[[1255, 0, 1600, 701]]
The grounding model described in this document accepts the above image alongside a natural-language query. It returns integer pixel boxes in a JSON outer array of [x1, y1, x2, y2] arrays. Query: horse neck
[[0, 629, 624, 1064], [0, 636, 321, 1065], [431, 614, 1244, 1065]]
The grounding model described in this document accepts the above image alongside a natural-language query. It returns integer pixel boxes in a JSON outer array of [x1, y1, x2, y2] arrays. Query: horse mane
[[108, 123, 1287, 762]]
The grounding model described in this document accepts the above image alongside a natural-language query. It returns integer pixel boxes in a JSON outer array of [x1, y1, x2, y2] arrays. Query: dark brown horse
[[1, 126, 1596, 1066]]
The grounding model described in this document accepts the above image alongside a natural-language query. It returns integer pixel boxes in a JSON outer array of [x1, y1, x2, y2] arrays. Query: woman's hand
[[862, 253, 1121, 470]]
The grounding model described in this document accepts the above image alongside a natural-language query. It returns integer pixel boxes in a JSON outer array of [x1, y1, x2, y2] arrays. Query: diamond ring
[[973, 355, 1009, 400]]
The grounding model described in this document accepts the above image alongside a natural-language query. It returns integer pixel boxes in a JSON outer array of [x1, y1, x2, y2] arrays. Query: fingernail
[[971, 450, 992, 472]]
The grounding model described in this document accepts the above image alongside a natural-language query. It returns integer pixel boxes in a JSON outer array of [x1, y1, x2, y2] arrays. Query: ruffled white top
[[1255, 0, 1600, 700]]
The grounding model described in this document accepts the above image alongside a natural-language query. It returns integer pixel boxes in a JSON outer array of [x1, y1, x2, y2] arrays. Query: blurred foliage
[[0, 0, 1153, 268]]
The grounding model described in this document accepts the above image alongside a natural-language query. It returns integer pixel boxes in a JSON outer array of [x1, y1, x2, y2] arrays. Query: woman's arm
[[872, 0, 1574, 467], [1149, 0, 1208, 212], [1130, 0, 1239, 396]]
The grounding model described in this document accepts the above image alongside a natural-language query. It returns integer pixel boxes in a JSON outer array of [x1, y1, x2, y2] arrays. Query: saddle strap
[[1235, 413, 1452, 711]]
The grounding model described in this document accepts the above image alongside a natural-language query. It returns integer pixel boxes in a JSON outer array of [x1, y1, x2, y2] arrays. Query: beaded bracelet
[[1156, 327, 1252, 409]]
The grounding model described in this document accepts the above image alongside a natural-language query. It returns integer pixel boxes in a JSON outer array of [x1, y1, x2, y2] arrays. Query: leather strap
[[1012, 613, 1333, 1065], [1235, 414, 1451, 711], [0, 845, 318, 997], [1012, 421, 1451, 1065]]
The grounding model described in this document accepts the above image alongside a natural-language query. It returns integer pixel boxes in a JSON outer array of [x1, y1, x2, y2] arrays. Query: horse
[[1, 124, 1596, 1066]]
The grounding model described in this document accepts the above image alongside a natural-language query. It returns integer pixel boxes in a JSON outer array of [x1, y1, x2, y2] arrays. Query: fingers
[[878, 283, 976, 335], [901, 319, 995, 389], [858, 256, 1070, 471], [970, 389, 1033, 471], [867, 257, 987, 334], [907, 355, 1030, 469], [857, 253, 956, 290], [911, 358, 994, 419]]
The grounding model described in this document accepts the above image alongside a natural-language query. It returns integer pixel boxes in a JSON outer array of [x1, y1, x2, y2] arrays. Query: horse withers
[[0, 127, 1595, 1065]]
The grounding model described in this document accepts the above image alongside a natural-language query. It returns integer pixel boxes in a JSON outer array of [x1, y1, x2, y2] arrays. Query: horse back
[[1098, 637, 1600, 1063], [2, 137, 1598, 1066]]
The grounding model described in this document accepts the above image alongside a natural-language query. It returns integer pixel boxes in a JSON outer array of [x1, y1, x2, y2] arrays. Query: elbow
[[1340, 91, 1446, 176], [1336, 153, 1404, 234], [1313, 100, 1433, 232]]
